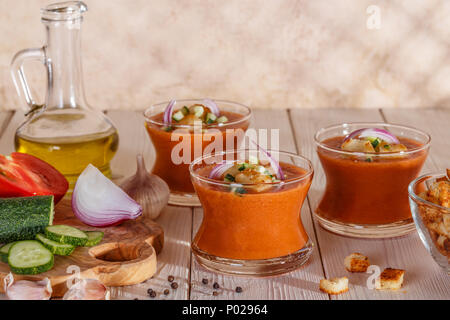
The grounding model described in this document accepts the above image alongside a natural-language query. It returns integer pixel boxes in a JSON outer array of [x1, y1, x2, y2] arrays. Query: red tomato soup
[[316, 136, 428, 225], [146, 111, 249, 194], [191, 162, 313, 260]]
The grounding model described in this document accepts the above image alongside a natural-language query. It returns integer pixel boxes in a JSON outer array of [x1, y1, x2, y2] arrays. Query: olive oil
[[15, 110, 119, 191]]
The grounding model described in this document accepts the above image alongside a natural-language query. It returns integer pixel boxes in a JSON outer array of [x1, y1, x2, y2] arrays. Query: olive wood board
[[0, 199, 164, 297]]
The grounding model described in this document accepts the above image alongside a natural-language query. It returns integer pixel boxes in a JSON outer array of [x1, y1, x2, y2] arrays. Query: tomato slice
[[0, 152, 68, 203]]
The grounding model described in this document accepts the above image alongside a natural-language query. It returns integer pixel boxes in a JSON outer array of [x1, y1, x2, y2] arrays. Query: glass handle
[[10, 47, 46, 111]]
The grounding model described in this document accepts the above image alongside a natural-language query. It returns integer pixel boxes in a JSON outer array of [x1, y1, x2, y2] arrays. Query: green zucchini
[[0, 242, 15, 263], [0, 196, 54, 243], [8, 240, 54, 275], [84, 231, 104, 247], [36, 233, 75, 256], [45, 225, 88, 246]]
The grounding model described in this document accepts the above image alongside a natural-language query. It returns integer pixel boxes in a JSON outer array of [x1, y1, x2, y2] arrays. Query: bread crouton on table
[[344, 252, 370, 272], [375, 268, 405, 290], [319, 277, 349, 295]]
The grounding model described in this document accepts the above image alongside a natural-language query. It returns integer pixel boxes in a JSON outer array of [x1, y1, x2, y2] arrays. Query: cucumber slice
[[172, 110, 184, 122], [216, 116, 228, 124], [8, 240, 54, 275], [0, 242, 15, 263], [45, 225, 88, 246], [206, 112, 217, 124], [36, 234, 75, 256], [181, 106, 190, 115], [193, 106, 204, 117], [84, 231, 104, 247]]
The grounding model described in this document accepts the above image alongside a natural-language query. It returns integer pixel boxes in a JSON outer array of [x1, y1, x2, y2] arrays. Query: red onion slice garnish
[[250, 140, 285, 180], [208, 161, 235, 179], [163, 100, 176, 126], [72, 164, 142, 227], [202, 99, 220, 117], [344, 128, 400, 144]]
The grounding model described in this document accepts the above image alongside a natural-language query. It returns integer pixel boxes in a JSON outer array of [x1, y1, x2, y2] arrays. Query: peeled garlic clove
[[4, 273, 52, 300], [121, 154, 170, 220], [63, 279, 110, 300]]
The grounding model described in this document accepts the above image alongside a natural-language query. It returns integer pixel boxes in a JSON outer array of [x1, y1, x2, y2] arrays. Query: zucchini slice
[[0, 242, 15, 263], [45, 225, 88, 246], [8, 240, 54, 275], [36, 234, 75, 256], [84, 231, 104, 247]]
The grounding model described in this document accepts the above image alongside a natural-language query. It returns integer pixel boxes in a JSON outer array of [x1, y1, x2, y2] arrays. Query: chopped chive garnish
[[371, 138, 380, 148], [365, 157, 373, 162], [163, 126, 174, 132], [234, 187, 246, 195], [238, 163, 250, 171], [383, 145, 390, 149], [225, 174, 235, 182]]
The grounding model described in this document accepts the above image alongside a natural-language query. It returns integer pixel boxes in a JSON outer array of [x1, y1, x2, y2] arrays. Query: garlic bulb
[[120, 154, 170, 220], [4, 273, 52, 300], [63, 279, 110, 300]]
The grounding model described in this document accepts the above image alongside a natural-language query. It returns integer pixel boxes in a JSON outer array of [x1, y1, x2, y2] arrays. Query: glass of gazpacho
[[190, 148, 314, 276], [144, 99, 251, 206], [315, 123, 430, 238]]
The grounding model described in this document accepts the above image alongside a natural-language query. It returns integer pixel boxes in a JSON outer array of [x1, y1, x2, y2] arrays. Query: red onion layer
[[202, 99, 220, 117], [72, 164, 142, 227], [344, 128, 400, 144], [250, 140, 285, 180], [163, 100, 176, 126]]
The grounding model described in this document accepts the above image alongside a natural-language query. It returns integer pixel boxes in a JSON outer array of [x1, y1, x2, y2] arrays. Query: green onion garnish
[[225, 174, 235, 182], [371, 138, 380, 148]]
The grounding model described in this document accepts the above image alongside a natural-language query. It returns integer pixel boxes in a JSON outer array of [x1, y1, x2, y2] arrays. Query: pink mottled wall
[[1, 0, 450, 110]]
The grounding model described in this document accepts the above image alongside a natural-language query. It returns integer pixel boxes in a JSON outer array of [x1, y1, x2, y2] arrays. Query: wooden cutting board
[[0, 199, 164, 297]]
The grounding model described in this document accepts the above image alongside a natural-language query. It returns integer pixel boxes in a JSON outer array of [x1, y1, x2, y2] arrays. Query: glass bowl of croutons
[[408, 169, 449, 273]]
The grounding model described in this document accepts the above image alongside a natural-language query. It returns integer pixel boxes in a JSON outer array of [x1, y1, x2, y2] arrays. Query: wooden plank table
[[0, 108, 448, 300]]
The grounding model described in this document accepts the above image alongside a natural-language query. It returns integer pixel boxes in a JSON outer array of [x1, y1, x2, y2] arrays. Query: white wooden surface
[[0, 108, 449, 300]]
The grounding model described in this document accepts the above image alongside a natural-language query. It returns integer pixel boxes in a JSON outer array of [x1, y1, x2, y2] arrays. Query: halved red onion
[[72, 164, 142, 227], [208, 161, 235, 179], [163, 100, 176, 126], [202, 99, 220, 117], [250, 140, 285, 180], [344, 128, 400, 144]]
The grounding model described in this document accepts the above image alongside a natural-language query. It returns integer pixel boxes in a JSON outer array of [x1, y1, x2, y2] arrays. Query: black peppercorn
[[171, 282, 179, 289], [149, 291, 156, 298], [163, 289, 170, 295], [168, 275, 174, 282], [213, 282, 220, 289], [147, 288, 153, 295], [212, 291, 219, 296], [235, 286, 243, 293], [202, 278, 208, 285]]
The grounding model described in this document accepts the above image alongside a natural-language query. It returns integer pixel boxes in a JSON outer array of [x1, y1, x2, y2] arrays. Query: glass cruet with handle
[[10, 1, 119, 191]]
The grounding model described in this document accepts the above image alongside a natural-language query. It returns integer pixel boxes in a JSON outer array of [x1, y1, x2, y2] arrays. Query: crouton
[[319, 277, 349, 295], [344, 253, 370, 272], [375, 268, 405, 290]]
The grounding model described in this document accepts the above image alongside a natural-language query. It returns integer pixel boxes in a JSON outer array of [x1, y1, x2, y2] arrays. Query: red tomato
[[0, 152, 68, 203]]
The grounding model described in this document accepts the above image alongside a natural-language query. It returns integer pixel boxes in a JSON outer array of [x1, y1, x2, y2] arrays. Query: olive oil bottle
[[15, 110, 119, 189], [11, 2, 119, 191]]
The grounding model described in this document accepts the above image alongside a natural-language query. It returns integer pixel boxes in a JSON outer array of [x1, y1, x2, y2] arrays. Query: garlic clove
[[63, 279, 110, 300], [4, 273, 52, 300], [120, 154, 170, 220]]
